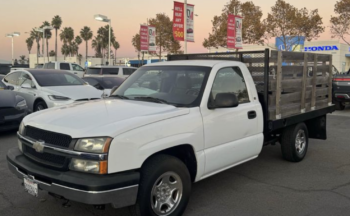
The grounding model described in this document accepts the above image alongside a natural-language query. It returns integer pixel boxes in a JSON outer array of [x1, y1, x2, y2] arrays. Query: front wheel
[[34, 101, 48, 112], [130, 155, 191, 216], [281, 123, 309, 162]]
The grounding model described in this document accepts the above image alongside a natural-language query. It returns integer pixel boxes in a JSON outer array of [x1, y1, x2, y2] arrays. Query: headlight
[[48, 95, 71, 101], [74, 137, 111, 153], [18, 121, 25, 135], [16, 100, 27, 110], [69, 159, 107, 174]]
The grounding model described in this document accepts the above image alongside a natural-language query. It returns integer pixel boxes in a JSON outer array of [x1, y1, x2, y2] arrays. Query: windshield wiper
[[134, 96, 170, 105], [109, 94, 129, 99]]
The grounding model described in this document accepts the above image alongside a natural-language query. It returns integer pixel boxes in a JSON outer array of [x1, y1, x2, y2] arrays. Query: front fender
[[108, 108, 204, 174]]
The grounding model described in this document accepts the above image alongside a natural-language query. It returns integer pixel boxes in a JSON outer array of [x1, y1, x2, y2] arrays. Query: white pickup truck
[[43, 61, 85, 78], [7, 50, 335, 216]]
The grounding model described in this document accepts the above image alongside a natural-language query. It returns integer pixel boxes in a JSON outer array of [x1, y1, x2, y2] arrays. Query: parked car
[[2, 69, 102, 112], [83, 76, 125, 97], [0, 81, 28, 131], [43, 61, 85, 78], [6, 49, 335, 216], [84, 66, 137, 79], [332, 70, 350, 110]]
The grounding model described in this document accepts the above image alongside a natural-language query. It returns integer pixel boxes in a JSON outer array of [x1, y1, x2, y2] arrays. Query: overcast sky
[[0, 0, 339, 61]]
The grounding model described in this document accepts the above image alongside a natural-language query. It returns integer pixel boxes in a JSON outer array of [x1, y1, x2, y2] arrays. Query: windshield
[[86, 68, 101, 75], [112, 66, 211, 107], [33, 72, 85, 87], [101, 77, 125, 88]]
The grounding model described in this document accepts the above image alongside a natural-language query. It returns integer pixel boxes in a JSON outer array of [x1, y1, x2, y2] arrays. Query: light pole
[[5, 32, 20, 65], [94, 14, 111, 65], [35, 26, 53, 64]]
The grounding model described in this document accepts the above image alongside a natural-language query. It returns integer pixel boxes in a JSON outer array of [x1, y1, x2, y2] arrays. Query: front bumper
[[0, 109, 27, 132], [7, 148, 140, 208]]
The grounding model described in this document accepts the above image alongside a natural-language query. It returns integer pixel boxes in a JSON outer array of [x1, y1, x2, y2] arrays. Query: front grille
[[25, 126, 72, 148], [23, 145, 67, 168]]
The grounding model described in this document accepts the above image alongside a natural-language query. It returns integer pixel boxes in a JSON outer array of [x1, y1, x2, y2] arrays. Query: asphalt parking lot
[[1, 109, 350, 216]]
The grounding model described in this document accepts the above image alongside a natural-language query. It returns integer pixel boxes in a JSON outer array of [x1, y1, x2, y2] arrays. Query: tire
[[334, 100, 345, 110], [34, 101, 48, 112], [281, 123, 309, 162], [129, 154, 191, 216]]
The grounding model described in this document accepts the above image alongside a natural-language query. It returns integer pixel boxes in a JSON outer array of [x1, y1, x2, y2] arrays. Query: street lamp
[[6, 32, 20, 65], [35, 26, 53, 64], [94, 14, 111, 65]]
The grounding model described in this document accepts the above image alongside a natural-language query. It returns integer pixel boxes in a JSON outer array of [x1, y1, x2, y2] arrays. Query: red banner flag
[[140, 25, 149, 52], [227, 14, 236, 49], [173, 1, 185, 41]]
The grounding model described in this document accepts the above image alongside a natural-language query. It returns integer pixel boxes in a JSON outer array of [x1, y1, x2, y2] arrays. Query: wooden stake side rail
[[267, 50, 332, 120]]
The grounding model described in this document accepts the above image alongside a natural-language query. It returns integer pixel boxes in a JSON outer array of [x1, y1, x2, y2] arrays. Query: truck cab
[[43, 62, 85, 78]]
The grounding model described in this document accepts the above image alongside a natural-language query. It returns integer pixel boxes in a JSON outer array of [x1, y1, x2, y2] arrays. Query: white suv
[[2, 69, 102, 112], [43, 62, 85, 78], [84, 66, 137, 79]]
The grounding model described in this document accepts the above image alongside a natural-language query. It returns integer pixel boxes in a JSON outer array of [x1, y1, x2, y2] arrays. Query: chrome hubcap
[[151, 172, 183, 216], [295, 129, 306, 154]]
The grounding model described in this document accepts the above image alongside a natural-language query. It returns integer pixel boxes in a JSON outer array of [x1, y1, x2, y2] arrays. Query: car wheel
[[281, 123, 309, 162], [334, 100, 345, 110], [34, 101, 48, 112], [129, 154, 191, 216]]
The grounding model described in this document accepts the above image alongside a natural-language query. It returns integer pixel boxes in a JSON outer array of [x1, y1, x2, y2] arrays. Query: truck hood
[[41, 85, 102, 100], [23, 99, 189, 138]]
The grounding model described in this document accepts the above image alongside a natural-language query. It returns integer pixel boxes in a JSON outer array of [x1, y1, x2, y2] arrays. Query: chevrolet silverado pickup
[[7, 49, 335, 216]]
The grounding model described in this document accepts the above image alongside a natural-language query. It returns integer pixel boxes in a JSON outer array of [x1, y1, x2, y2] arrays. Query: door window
[[123, 68, 137, 76], [72, 64, 84, 71], [4, 72, 21, 86], [60, 63, 70, 70], [103, 68, 119, 75], [19, 73, 35, 88], [211, 67, 249, 104], [47, 63, 55, 69]]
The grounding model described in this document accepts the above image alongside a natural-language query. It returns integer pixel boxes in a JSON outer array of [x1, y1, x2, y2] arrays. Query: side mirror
[[21, 83, 32, 89], [209, 93, 239, 109], [6, 86, 14, 90]]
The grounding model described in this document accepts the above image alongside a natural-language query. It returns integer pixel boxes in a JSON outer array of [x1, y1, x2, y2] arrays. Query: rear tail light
[[333, 78, 350, 81]]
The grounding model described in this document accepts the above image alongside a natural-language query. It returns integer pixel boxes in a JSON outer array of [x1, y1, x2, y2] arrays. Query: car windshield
[[32, 72, 85, 86], [101, 77, 125, 88], [86, 68, 101, 75], [112, 66, 211, 107]]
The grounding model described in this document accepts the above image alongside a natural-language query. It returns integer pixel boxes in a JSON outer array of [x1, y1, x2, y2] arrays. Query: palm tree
[[112, 41, 120, 65], [51, 15, 62, 61], [49, 50, 56, 57], [19, 55, 26, 64], [60, 27, 74, 45], [25, 37, 34, 54], [30, 28, 41, 65], [61, 44, 70, 59], [70, 42, 78, 57], [92, 36, 103, 63], [80, 26, 93, 61], [75, 36, 82, 57], [41, 21, 52, 60]]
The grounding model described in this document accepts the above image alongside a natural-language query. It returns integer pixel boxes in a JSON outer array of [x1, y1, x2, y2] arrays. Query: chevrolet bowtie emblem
[[33, 141, 45, 153]]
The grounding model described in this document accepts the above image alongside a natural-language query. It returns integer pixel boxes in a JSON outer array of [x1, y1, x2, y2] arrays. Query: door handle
[[248, 111, 257, 119]]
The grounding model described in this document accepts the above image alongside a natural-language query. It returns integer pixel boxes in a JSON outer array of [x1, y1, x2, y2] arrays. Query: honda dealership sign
[[304, 46, 339, 52]]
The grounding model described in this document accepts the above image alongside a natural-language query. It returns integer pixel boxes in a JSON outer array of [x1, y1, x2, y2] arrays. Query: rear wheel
[[34, 101, 47, 112], [334, 100, 345, 110], [129, 155, 191, 216], [281, 123, 309, 162]]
